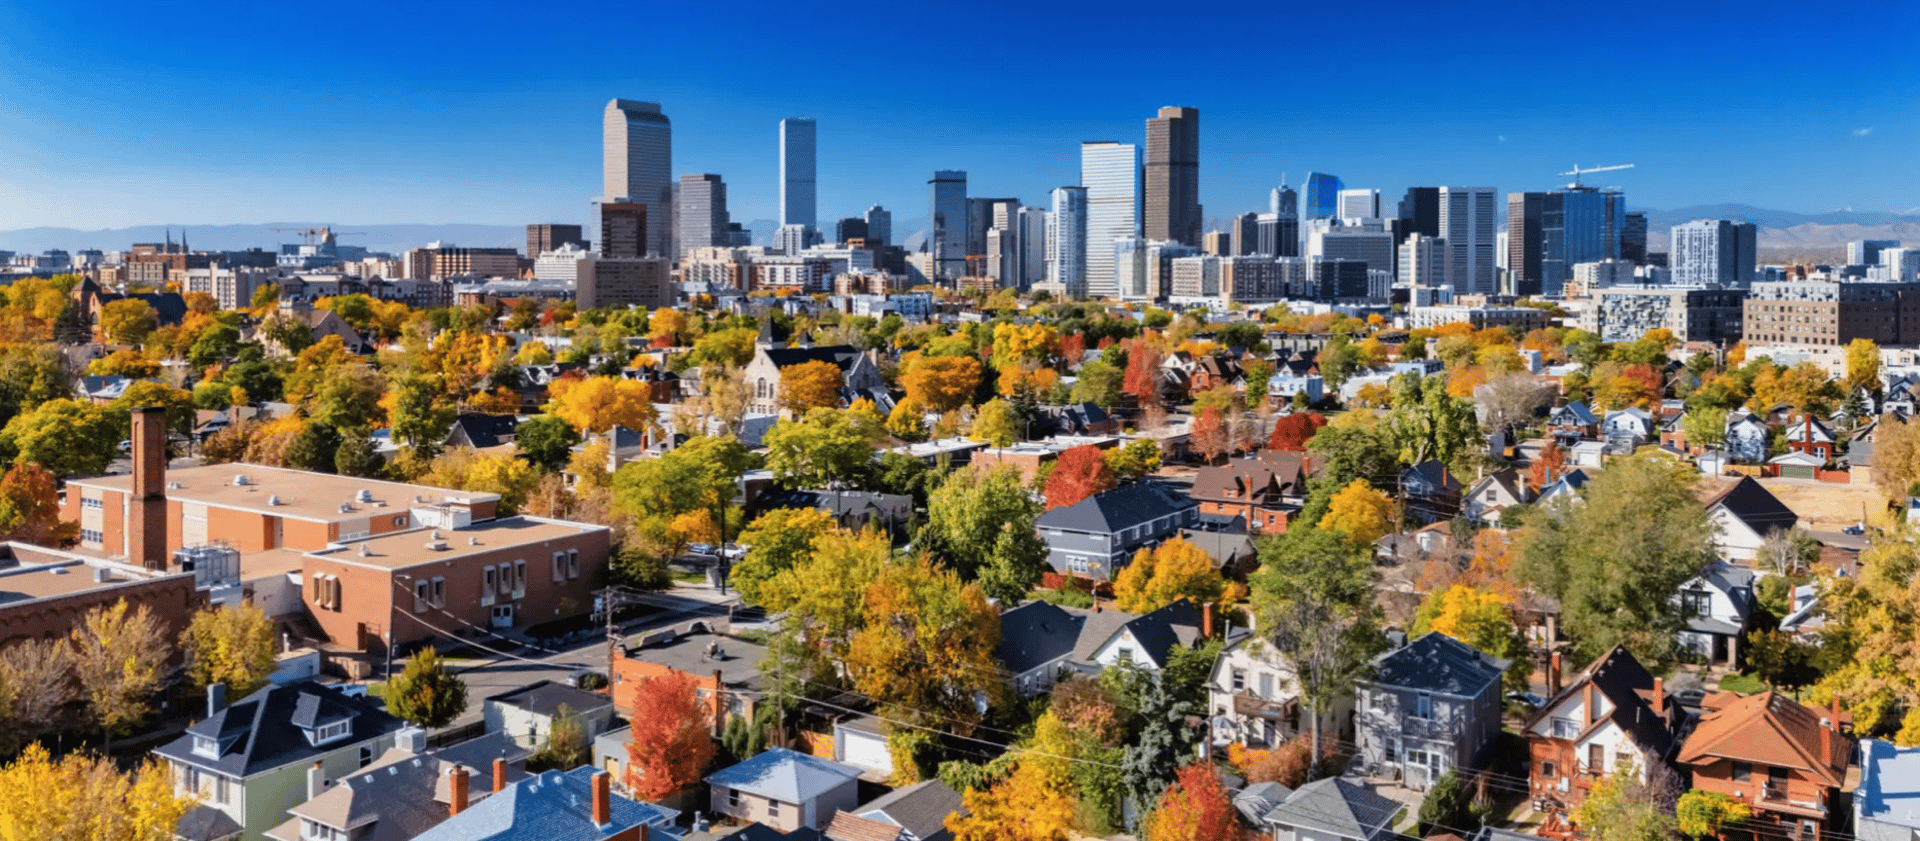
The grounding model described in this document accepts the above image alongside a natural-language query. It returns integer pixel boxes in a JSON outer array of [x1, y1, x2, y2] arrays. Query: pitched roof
[[1234, 781, 1292, 826], [1261, 777, 1401, 838], [177, 805, 244, 841], [1550, 402, 1598, 425], [821, 812, 903, 841], [1678, 691, 1850, 785], [1076, 599, 1205, 667], [706, 748, 862, 804], [1524, 645, 1675, 758], [761, 345, 863, 371], [1701, 475, 1799, 537], [410, 767, 678, 841], [1190, 452, 1311, 503], [484, 680, 612, 719], [993, 601, 1085, 675], [1033, 479, 1196, 534], [855, 779, 964, 841], [155, 681, 407, 779], [448, 413, 523, 450], [1367, 633, 1510, 697], [273, 735, 529, 841]]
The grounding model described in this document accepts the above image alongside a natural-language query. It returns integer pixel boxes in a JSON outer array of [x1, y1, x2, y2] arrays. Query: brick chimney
[[129, 406, 168, 570], [1652, 677, 1664, 714], [448, 766, 470, 816], [492, 758, 507, 793], [591, 770, 611, 827], [1202, 603, 1215, 639], [1548, 651, 1562, 696]]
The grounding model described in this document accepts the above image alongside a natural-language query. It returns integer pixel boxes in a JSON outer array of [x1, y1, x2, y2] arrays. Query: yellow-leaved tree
[[181, 603, 278, 698], [900, 354, 983, 413], [777, 359, 844, 416], [0, 744, 195, 840], [946, 712, 1079, 841], [1318, 479, 1395, 546], [1111, 536, 1227, 615], [547, 376, 657, 434]]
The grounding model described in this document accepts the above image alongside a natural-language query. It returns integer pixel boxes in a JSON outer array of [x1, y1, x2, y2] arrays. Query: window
[[767, 801, 781, 819], [414, 580, 429, 613], [1117, 647, 1133, 663], [553, 552, 566, 583], [80, 528, 103, 545], [187, 767, 230, 806], [513, 560, 527, 594], [303, 819, 343, 841], [727, 787, 741, 809], [1767, 765, 1789, 798], [1414, 693, 1432, 719], [193, 735, 218, 758], [483, 566, 497, 599], [1731, 761, 1752, 782], [568, 549, 580, 579], [360, 746, 375, 767], [1230, 669, 1246, 691], [1541, 761, 1556, 780], [1551, 717, 1579, 739], [313, 720, 350, 744], [392, 515, 407, 528], [81, 497, 103, 510], [430, 577, 445, 607], [1681, 589, 1711, 618]]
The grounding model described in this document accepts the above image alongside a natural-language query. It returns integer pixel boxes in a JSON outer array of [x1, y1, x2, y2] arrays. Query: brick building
[[0, 544, 197, 649], [1744, 281, 1920, 347]]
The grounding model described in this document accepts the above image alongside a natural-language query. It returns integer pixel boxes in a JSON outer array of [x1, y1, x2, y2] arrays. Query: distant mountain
[[0, 223, 528, 257], [1633, 204, 1920, 233]]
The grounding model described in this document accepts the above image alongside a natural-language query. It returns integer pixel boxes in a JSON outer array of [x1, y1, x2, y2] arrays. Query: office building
[[834, 217, 867, 245], [1745, 281, 1920, 346], [1670, 219, 1757, 287], [1398, 187, 1441, 243], [602, 99, 672, 258], [1509, 187, 1627, 296], [1594, 287, 1747, 344], [1306, 219, 1394, 292], [779, 118, 817, 232], [585, 257, 672, 310], [1302, 172, 1343, 220], [1202, 231, 1232, 255], [1047, 186, 1089, 298], [598, 203, 647, 260], [404, 243, 520, 280], [1883, 248, 1920, 283], [967, 197, 1020, 261], [774, 224, 820, 256], [1256, 184, 1301, 257], [1398, 233, 1447, 288], [677, 174, 729, 257], [527, 224, 585, 259], [1230, 213, 1259, 256], [1338, 189, 1381, 220], [928, 171, 968, 279], [1081, 141, 1139, 299], [1849, 240, 1901, 266], [1144, 106, 1201, 246], [1439, 187, 1498, 295], [1115, 238, 1197, 300], [1568, 259, 1637, 296], [1622, 213, 1648, 264], [1506, 192, 1546, 295], [1017, 206, 1048, 291], [863, 205, 892, 248], [1310, 258, 1369, 301]]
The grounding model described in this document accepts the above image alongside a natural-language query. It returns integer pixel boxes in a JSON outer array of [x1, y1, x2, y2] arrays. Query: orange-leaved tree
[[1191, 406, 1229, 463], [1144, 760, 1238, 841], [0, 463, 78, 547], [1268, 412, 1327, 451], [624, 671, 716, 800], [1111, 536, 1227, 615], [548, 375, 657, 433], [901, 354, 983, 413], [778, 359, 843, 416], [1042, 444, 1115, 510]]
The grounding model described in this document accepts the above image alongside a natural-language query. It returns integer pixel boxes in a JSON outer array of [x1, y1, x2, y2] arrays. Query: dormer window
[[303, 819, 345, 841], [311, 720, 351, 745], [193, 735, 219, 758]]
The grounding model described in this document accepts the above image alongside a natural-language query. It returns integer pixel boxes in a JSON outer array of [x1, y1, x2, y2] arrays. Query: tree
[[286, 422, 344, 474], [1044, 445, 1116, 509], [1319, 479, 1394, 546], [1251, 525, 1382, 765], [763, 407, 881, 489], [1123, 343, 1165, 406], [1112, 537, 1227, 615], [86, 349, 159, 379], [1124, 673, 1201, 829], [308, 363, 386, 431], [971, 398, 1021, 446], [1847, 338, 1883, 397], [1526, 441, 1568, 489], [1269, 412, 1327, 451], [1516, 454, 1719, 666], [611, 434, 753, 559], [0, 399, 120, 477], [732, 507, 837, 605], [1145, 761, 1237, 841], [1382, 374, 1480, 467], [69, 601, 169, 745], [1571, 761, 1681, 841], [624, 671, 716, 800], [1418, 770, 1471, 835], [0, 462, 76, 546], [548, 376, 657, 434], [1683, 405, 1729, 452], [946, 741, 1077, 841], [99, 298, 159, 345], [1191, 407, 1229, 463], [1307, 410, 1396, 491], [1753, 527, 1820, 577], [754, 528, 891, 675], [902, 355, 984, 413], [333, 429, 384, 478], [1104, 439, 1162, 481], [1475, 374, 1555, 435], [387, 374, 454, 452], [1676, 789, 1750, 839], [1072, 358, 1124, 409], [515, 415, 578, 472], [847, 557, 1005, 734], [1412, 585, 1531, 693], [383, 646, 469, 728], [920, 466, 1047, 603], [0, 744, 194, 840], [689, 327, 757, 369], [778, 359, 844, 415], [0, 638, 74, 752], [1744, 629, 1819, 692], [180, 603, 277, 697]]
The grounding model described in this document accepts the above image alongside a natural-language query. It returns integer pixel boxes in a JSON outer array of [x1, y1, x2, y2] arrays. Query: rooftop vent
[[268, 496, 282, 506], [48, 567, 67, 576], [356, 489, 374, 503], [338, 502, 352, 514], [426, 540, 448, 551], [234, 474, 249, 486], [166, 481, 184, 490], [94, 566, 110, 582], [431, 530, 442, 540], [414, 494, 426, 503], [467, 537, 478, 546], [358, 543, 371, 557]]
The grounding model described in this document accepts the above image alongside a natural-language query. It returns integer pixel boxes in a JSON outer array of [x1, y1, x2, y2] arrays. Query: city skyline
[[1, 0, 1916, 233]]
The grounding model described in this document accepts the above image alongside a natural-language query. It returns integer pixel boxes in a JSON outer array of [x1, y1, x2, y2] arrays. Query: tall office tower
[[1849, 239, 1902, 266], [1017, 206, 1048, 291], [1397, 187, 1441, 246], [1260, 183, 1301, 257], [864, 205, 892, 247], [1302, 172, 1343, 220], [966, 198, 1020, 260], [1622, 212, 1649, 264], [1670, 219, 1758, 287], [1399, 233, 1448, 288], [1230, 213, 1259, 256], [528, 224, 585, 258], [1306, 219, 1395, 289], [599, 203, 647, 259], [1200, 231, 1231, 255], [1884, 248, 1920, 282], [1114, 236, 1148, 298], [928, 171, 968, 279], [1144, 106, 1201, 246], [835, 217, 868, 244], [1543, 189, 1627, 296], [1337, 189, 1381, 220], [774, 224, 819, 256], [603, 99, 672, 258], [1081, 141, 1140, 299], [1507, 192, 1546, 295], [677, 174, 729, 257], [1439, 187, 1498, 295], [779, 118, 817, 231], [1047, 186, 1089, 297]]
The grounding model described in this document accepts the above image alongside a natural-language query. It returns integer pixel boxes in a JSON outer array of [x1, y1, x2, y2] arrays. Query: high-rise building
[[967, 198, 1020, 261], [1230, 213, 1259, 256], [1017, 207, 1048, 292], [1399, 233, 1447, 288], [598, 203, 647, 260], [1439, 187, 1498, 295], [1507, 192, 1546, 295], [1258, 184, 1301, 257], [1397, 187, 1441, 246], [774, 224, 820, 256], [1670, 219, 1757, 287], [928, 171, 968, 279], [1509, 187, 1627, 296], [1144, 106, 1201, 246], [1884, 248, 1920, 283], [1306, 219, 1393, 299], [1622, 212, 1648, 264], [602, 99, 672, 258], [779, 118, 817, 232], [677, 174, 729, 257], [527, 224, 585, 258], [1337, 189, 1381, 220], [1848, 240, 1902, 266], [1081, 141, 1139, 299], [864, 206, 892, 248], [1745, 280, 1920, 346], [1302, 172, 1343, 220], [1202, 231, 1232, 256], [1047, 186, 1089, 298], [835, 217, 868, 245]]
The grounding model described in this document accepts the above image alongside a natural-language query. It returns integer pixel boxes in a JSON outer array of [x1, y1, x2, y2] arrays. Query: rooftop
[[69, 463, 498, 525], [485, 680, 612, 719], [309, 517, 606, 572], [706, 748, 861, 804], [0, 548, 180, 604]]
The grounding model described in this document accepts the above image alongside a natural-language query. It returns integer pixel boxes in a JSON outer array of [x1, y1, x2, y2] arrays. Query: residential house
[[1160, 351, 1201, 397], [1784, 414, 1838, 465], [262, 729, 530, 841], [1533, 469, 1590, 508], [1179, 525, 1259, 579], [1462, 468, 1533, 525], [482, 680, 615, 750], [1675, 562, 1756, 666], [1354, 633, 1510, 791], [707, 748, 863, 833], [995, 599, 1211, 697], [743, 345, 884, 415], [759, 489, 913, 537], [993, 601, 1084, 696], [1772, 450, 1826, 480], [1256, 777, 1403, 841], [1035, 402, 1120, 436], [446, 413, 522, 452], [610, 622, 766, 730], [1187, 450, 1313, 533], [1401, 460, 1464, 525], [156, 681, 408, 841], [1522, 646, 1680, 833], [409, 767, 678, 841], [1546, 402, 1599, 442], [1855, 739, 1920, 841], [1207, 634, 1351, 750], [1034, 480, 1199, 581], [1700, 475, 1799, 562], [1266, 371, 1325, 407], [262, 303, 372, 358], [844, 779, 964, 841], [1727, 412, 1772, 464], [1886, 380, 1917, 417], [1602, 408, 1655, 449], [1677, 692, 1853, 841], [1192, 354, 1243, 392]]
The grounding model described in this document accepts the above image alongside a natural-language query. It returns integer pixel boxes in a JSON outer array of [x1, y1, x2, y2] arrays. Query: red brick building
[[1677, 691, 1852, 841]]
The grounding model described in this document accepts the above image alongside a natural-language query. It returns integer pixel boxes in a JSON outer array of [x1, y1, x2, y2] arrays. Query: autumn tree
[[946, 731, 1078, 841], [764, 407, 882, 490], [1191, 407, 1229, 463], [0, 462, 76, 546], [1572, 761, 1681, 841], [920, 466, 1047, 603], [1526, 442, 1568, 489], [1318, 479, 1395, 546], [384, 646, 468, 728], [0, 638, 74, 752], [1104, 438, 1162, 481], [69, 601, 170, 746], [1676, 789, 1751, 839], [1123, 342, 1165, 407], [1382, 373, 1480, 467], [902, 354, 984, 413], [1145, 761, 1237, 841], [1044, 444, 1116, 509], [1307, 410, 1397, 492], [1475, 373, 1555, 436], [548, 375, 658, 434], [1846, 338, 1883, 397], [970, 397, 1022, 447], [610, 434, 754, 567], [180, 603, 278, 697], [1251, 524, 1382, 765], [0, 399, 121, 477], [1269, 412, 1327, 451], [847, 557, 1005, 734], [624, 671, 716, 800], [754, 528, 892, 677], [778, 359, 844, 415], [99, 298, 159, 345], [0, 744, 194, 840], [732, 507, 838, 605], [1412, 585, 1531, 693], [86, 349, 159, 379], [1112, 537, 1227, 615]]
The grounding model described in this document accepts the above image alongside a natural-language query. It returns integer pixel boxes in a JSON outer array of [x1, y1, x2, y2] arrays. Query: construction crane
[[1559, 163, 1634, 189], [270, 226, 365, 248]]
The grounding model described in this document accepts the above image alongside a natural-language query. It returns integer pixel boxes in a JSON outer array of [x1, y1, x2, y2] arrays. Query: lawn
[[1717, 672, 1766, 694]]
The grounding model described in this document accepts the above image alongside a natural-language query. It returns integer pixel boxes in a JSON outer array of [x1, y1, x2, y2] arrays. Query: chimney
[[712, 669, 725, 733], [129, 406, 169, 571], [591, 771, 612, 827], [1548, 652, 1562, 696], [449, 766, 470, 816], [307, 762, 326, 800], [207, 682, 226, 718], [1202, 602, 1215, 639], [1652, 678, 1664, 714], [492, 758, 508, 793]]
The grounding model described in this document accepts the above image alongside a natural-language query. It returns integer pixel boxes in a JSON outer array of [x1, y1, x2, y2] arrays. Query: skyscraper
[[599, 203, 647, 259], [1144, 106, 1201, 246], [928, 171, 968, 279], [1397, 187, 1441, 244], [527, 224, 585, 258], [1848, 240, 1901, 266], [1507, 192, 1546, 295], [1081, 141, 1139, 299], [603, 99, 672, 258], [1439, 187, 1497, 295], [1671, 219, 1757, 287], [677, 174, 728, 257], [1017, 206, 1048, 291], [1258, 183, 1301, 258], [779, 118, 817, 232], [1230, 213, 1259, 256], [1337, 189, 1381, 220], [834, 217, 868, 244], [1047, 186, 1089, 298], [1302, 172, 1343, 220], [1509, 187, 1626, 296], [1622, 213, 1648, 264], [864, 205, 892, 248]]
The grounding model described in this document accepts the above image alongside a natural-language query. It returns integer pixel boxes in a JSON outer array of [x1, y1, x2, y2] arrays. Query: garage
[[833, 715, 892, 778], [1769, 451, 1822, 481]]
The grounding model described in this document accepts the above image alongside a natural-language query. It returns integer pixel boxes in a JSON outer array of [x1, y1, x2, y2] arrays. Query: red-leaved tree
[[1145, 761, 1238, 841], [1268, 412, 1328, 452], [1192, 407, 1228, 463], [0, 463, 78, 546], [1059, 333, 1087, 367], [625, 671, 716, 800], [1043, 445, 1116, 509], [1527, 441, 1567, 489], [1123, 343, 1164, 407]]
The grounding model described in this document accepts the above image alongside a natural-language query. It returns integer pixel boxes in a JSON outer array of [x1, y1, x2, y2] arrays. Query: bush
[[1419, 770, 1472, 835], [615, 544, 671, 591]]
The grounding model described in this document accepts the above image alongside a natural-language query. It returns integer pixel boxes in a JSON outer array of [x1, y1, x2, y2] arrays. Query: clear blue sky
[[2, 0, 1916, 232]]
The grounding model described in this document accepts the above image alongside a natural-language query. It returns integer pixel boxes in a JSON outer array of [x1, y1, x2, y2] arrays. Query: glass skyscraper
[[1081, 141, 1139, 300], [928, 170, 968, 279], [603, 99, 672, 258], [1541, 188, 1626, 296], [1302, 172, 1343, 221], [779, 118, 817, 232], [1047, 186, 1088, 298]]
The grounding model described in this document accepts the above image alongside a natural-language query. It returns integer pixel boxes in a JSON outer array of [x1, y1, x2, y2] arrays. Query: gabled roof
[[1524, 645, 1675, 758], [1401, 460, 1463, 494], [156, 681, 406, 779], [271, 734, 530, 841], [1465, 468, 1530, 507], [1549, 402, 1598, 426], [994, 601, 1085, 675], [1701, 475, 1798, 537], [706, 748, 861, 804], [760, 345, 863, 372], [1234, 781, 1291, 827], [1073, 599, 1206, 668], [1261, 777, 1401, 839], [1034, 479, 1195, 535], [447, 413, 522, 450], [854, 779, 964, 841], [1679, 691, 1850, 785], [1190, 454, 1309, 504], [1367, 633, 1510, 697], [411, 766, 678, 841]]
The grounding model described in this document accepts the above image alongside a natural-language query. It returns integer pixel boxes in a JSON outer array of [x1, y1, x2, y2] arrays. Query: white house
[[1207, 635, 1351, 750], [1602, 408, 1654, 447], [1674, 562, 1756, 666], [1523, 647, 1680, 829], [1701, 475, 1798, 562], [1725, 413, 1770, 464], [1462, 468, 1533, 525]]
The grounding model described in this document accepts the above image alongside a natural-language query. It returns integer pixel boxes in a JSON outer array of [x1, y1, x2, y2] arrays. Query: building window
[[81, 497, 103, 510], [359, 746, 375, 767], [568, 549, 580, 579], [314, 720, 350, 744], [1681, 590, 1711, 618], [430, 577, 445, 607], [192, 736, 218, 758], [80, 528, 103, 545], [1731, 761, 1751, 782], [1117, 647, 1133, 663], [726, 787, 741, 809], [1540, 761, 1555, 780], [1231, 669, 1246, 691], [513, 560, 527, 594], [392, 515, 407, 528], [552, 552, 566, 583], [1414, 693, 1432, 719], [1551, 717, 1578, 739], [414, 580, 429, 613], [768, 800, 781, 820], [1588, 743, 1605, 772]]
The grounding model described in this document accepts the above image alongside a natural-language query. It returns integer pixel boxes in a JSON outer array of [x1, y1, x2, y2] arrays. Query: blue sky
[[2, 0, 1916, 232]]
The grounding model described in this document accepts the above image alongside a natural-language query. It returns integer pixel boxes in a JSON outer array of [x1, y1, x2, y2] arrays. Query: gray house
[[1354, 633, 1509, 791], [1034, 480, 1199, 581], [1257, 777, 1402, 841]]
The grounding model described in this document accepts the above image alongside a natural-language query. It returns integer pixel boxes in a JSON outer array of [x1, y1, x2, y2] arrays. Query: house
[[1726, 413, 1771, 464], [156, 681, 408, 841], [1546, 402, 1599, 441], [1855, 739, 1920, 841], [1187, 450, 1313, 533], [1401, 460, 1464, 525], [1034, 480, 1199, 581], [743, 345, 885, 415], [1256, 777, 1403, 841], [483, 680, 615, 750], [1462, 468, 1533, 525], [1267, 372, 1325, 407], [759, 489, 913, 536], [262, 728, 530, 841], [1522, 646, 1680, 833], [262, 304, 372, 358], [1675, 562, 1756, 666], [830, 715, 892, 779], [1771, 450, 1826, 480], [1207, 635, 1350, 750], [707, 748, 863, 833], [446, 413, 523, 451], [409, 767, 678, 841], [993, 601, 1084, 696], [1179, 525, 1259, 579], [610, 623, 767, 730], [1354, 633, 1510, 791], [844, 779, 964, 841], [1676, 692, 1853, 841], [1036, 402, 1120, 436], [1785, 415, 1838, 464], [995, 599, 1211, 697], [1192, 354, 1243, 392], [1533, 469, 1590, 508], [1602, 408, 1655, 449], [1700, 475, 1799, 562]]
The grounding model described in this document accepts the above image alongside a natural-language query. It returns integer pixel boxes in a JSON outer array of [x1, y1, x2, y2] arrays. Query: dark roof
[[1034, 479, 1196, 534], [1190, 452, 1311, 504], [761, 490, 912, 523], [447, 413, 522, 449], [1401, 460, 1463, 494], [994, 601, 1085, 674], [155, 681, 407, 779], [1234, 781, 1291, 826], [855, 779, 965, 841], [1368, 633, 1509, 697], [1703, 475, 1798, 536], [1525, 645, 1675, 758], [135, 292, 190, 326], [1093, 600, 1206, 668], [177, 805, 244, 841], [484, 680, 612, 719], [762, 345, 863, 371]]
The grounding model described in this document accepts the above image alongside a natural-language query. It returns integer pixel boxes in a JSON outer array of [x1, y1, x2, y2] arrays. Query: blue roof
[[706, 748, 861, 804], [1858, 739, 1920, 835], [411, 767, 678, 841]]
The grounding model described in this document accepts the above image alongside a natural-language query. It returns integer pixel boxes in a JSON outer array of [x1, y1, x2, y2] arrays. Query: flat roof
[[68, 463, 499, 524], [308, 517, 605, 571], [0, 554, 176, 604]]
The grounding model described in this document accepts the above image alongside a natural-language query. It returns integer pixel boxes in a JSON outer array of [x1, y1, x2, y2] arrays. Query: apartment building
[[1743, 281, 1920, 346], [1593, 286, 1747, 344]]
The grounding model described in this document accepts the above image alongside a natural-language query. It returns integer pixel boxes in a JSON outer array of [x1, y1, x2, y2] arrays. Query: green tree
[[1382, 373, 1480, 467], [1122, 673, 1200, 831], [1572, 761, 1680, 841], [1418, 770, 1471, 835], [0, 399, 120, 477], [971, 398, 1022, 447], [389, 374, 454, 454], [526, 704, 592, 772], [1683, 405, 1729, 452], [384, 647, 469, 728], [611, 434, 754, 559], [1250, 524, 1383, 765], [731, 507, 837, 605], [1306, 411, 1397, 492], [308, 363, 386, 431], [187, 323, 242, 368], [180, 603, 277, 697], [763, 407, 881, 489], [333, 429, 384, 478], [920, 466, 1046, 603], [286, 422, 344, 473], [515, 415, 578, 472]]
